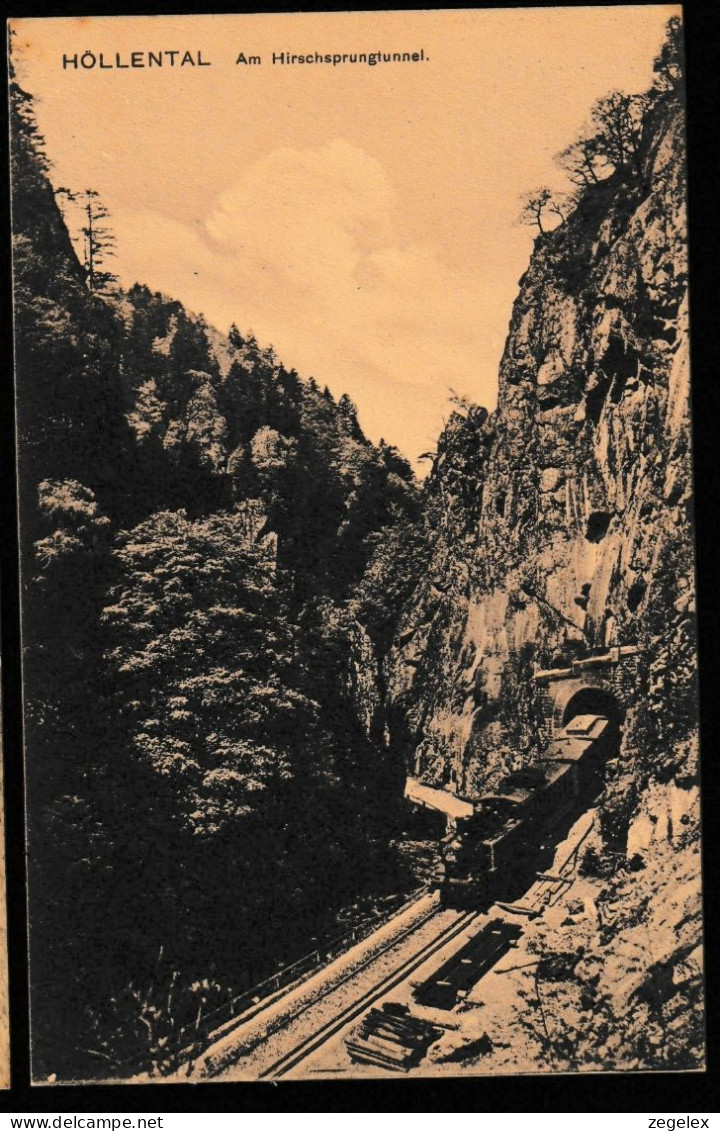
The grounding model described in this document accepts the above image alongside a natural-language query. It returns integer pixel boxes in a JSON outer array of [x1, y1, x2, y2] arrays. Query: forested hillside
[[11, 77, 427, 1080]]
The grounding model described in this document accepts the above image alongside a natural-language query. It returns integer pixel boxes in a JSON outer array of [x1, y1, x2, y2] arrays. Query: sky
[[10, 7, 679, 470]]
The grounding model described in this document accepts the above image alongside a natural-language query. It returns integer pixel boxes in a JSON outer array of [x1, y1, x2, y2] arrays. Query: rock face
[[386, 93, 702, 1071], [388, 93, 697, 843]]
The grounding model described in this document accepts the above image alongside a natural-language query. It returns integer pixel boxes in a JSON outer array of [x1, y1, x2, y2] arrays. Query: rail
[[167, 886, 429, 1073], [202, 813, 598, 1077], [258, 907, 478, 1079], [112, 885, 429, 1080]]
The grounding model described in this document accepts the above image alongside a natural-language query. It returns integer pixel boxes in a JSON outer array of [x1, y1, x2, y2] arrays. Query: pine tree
[[79, 190, 118, 293]]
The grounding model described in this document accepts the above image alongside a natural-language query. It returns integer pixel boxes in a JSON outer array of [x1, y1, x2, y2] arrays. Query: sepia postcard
[[8, 6, 703, 1084]]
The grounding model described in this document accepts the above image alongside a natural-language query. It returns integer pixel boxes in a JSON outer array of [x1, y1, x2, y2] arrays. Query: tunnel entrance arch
[[549, 681, 624, 806], [560, 684, 624, 728], [547, 677, 624, 732]]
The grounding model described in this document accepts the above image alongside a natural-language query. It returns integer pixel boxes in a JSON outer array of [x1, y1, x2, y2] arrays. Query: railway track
[[257, 906, 478, 1079], [197, 889, 433, 1048], [197, 892, 443, 1076]]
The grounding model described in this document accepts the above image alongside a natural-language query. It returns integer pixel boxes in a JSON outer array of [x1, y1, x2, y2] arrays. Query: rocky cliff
[[389, 91, 697, 850], [386, 83, 701, 1074]]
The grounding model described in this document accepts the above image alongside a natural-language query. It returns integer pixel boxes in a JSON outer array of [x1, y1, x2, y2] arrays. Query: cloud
[[112, 139, 506, 466]]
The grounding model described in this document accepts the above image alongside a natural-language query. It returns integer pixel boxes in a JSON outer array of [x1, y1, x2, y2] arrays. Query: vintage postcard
[[8, 7, 703, 1084]]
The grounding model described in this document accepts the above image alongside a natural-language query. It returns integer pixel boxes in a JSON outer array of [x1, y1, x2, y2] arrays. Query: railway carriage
[[427, 714, 616, 906]]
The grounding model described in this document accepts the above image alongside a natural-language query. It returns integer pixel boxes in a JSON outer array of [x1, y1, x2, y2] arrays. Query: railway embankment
[[187, 890, 441, 1078], [266, 808, 600, 1078]]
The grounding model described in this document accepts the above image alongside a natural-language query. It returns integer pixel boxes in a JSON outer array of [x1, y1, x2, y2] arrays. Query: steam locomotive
[[436, 714, 617, 906]]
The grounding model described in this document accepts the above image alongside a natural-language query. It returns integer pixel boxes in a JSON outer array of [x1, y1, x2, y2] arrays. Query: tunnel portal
[[560, 684, 623, 728]]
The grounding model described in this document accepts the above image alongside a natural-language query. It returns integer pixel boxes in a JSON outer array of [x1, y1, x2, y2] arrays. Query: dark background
[[0, 0, 718, 1112]]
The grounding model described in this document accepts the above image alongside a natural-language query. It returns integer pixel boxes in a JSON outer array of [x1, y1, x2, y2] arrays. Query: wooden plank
[[347, 1048, 410, 1071], [355, 1035, 413, 1058], [495, 901, 541, 918]]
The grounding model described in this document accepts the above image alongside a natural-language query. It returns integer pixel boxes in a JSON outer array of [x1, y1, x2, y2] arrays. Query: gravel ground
[[191, 891, 445, 1079], [190, 812, 617, 1082]]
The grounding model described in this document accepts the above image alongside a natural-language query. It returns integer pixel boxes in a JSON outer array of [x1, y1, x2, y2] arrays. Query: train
[[426, 713, 618, 907]]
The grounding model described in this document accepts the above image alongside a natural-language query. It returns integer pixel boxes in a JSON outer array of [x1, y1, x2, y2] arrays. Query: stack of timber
[[345, 1002, 443, 1072]]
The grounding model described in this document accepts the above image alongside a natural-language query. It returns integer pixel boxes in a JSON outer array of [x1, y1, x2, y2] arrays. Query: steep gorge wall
[[388, 96, 697, 848]]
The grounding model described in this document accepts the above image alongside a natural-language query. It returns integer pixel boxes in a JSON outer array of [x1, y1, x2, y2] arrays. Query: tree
[[553, 88, 648, 197], [167, 310, 217, 378], [228, 322, 246, 350], [11, 51, 425, 1082], [589, 91, 647, 172], [9, 76, 50, 175], [520, 187, 551, 234], [547, 192, 574, 222], [102, 509, 307, 836], [63, 188, 118, 293], [653, 15, 684, 93], [556, 135, 605, 188], [519, 187, 569, 235], [337, 392, 363, 439], [227, 361, 265, 444], [379, 440, 414, 483]]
